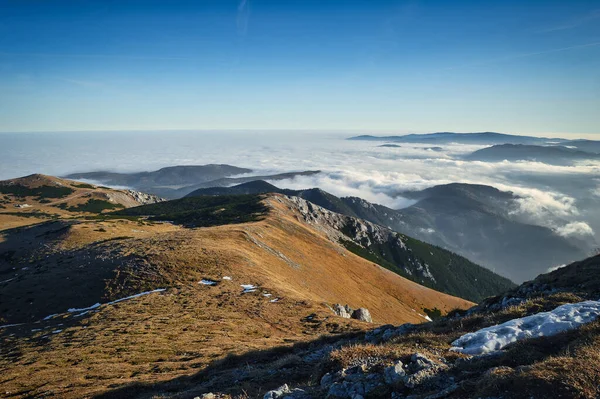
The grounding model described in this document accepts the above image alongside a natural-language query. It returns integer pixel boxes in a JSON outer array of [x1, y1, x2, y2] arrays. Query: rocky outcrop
[[263, 384, 307, 399], [126, 189, 164, 205], [332, 304, 372, 323], [365, 323, 415, 344], [316, 351, 447, 398], [333, 304, 352, 319], [351, 308, 372, 323], [282, 196, 438, 285]]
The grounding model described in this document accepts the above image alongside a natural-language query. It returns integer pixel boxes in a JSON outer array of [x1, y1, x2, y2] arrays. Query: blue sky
[[1, 0, 599, 136]]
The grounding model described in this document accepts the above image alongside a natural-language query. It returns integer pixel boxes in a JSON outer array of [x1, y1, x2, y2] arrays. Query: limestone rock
[[334, 304, 352, 318], [384, 360, 406, 385], [351, 308, 372, 323]]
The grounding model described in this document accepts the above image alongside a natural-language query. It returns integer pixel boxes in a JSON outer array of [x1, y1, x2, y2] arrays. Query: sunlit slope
[[0, 188, 472, 398], [0, 173, 162, 230]]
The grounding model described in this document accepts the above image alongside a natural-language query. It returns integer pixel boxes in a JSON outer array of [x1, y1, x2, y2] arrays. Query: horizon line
[[0, 129, 598, 140]]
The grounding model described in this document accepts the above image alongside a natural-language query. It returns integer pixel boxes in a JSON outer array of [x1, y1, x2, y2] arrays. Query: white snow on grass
[[68, 303, 101, 313], [451, 300, 600, 355], [263, 293, 272, 297], [41, 289, 167, 322], [0, 323, 23, 329], [241, 284, 257, 293], [199, 279, 217, 286], [106, 288, 166, 305], [52, 329, 62, 334], [270, 298, 280, 303], [222, 276, 232, 280]]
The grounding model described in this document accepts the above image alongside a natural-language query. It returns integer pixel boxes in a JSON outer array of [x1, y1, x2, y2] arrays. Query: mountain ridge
[[188, 180, 593, 282], [465, 143, 600, 165], [348, 132, 600, 152], [0, 177, 479, 398], [64, 165, 322, 198]]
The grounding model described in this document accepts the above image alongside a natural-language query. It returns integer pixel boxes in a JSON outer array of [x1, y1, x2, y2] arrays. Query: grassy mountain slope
[[0, 183, 472, 398], [188, 182, 517, 295], [0, 174, 162, 230], [117, 192, 513, 301], [193, 180, 589, 283], [287, 195, 514, 302], [75, 256, 600, 399], [115, 195, 269, 228]]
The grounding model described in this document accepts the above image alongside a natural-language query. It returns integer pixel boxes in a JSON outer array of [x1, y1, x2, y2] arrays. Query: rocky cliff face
[[125, 189, 164, 205], [283, 196, 438, 286]]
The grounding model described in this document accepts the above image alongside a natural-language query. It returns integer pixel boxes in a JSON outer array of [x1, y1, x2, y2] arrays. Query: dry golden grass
[[0, 190, 473, 398], [317, 292, 600, 399], [0, 174, 160, 233], [468, 320, 600, 398]]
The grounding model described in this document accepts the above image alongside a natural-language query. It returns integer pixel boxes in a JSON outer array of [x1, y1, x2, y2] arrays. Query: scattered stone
[[384, 360, 406, 385], [304, 345, 335, 363], [347, 355, 384, 370], [334, 304, 352, 319], [404, 364, 448, 390], [423, 383, 459, 399], [321, 372, 335, 388], [364, 373, 390, 396], [366, 323, 414, 343], [501, 296, 524, 309], [264, 384, 292, 399], [351, 308, 372, 323], [410, 353, 435, 372], [263, 384, 306, 399], [327, 382, 349, 398]]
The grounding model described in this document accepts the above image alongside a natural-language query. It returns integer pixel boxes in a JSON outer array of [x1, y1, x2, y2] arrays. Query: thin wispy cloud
[[237, 0, 251, 36], [442, 41, 600, 71], [56, 77, 105, 89], [0, 52, 187, 61], [537, 9, 600, 33]]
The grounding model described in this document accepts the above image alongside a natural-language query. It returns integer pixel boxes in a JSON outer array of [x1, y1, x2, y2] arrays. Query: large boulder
[[333, 304, 352, 318], [383, 360, 406, 385], [351, 308, 372, 323]]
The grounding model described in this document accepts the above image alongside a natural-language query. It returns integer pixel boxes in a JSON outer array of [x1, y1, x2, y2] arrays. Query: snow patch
[[222, 276, 232, 280], [40, 289, 166, 322], [199, 279, 218, 286], [68, 303, 101, 313], [0, 323, 23, 329], [241, 284, 257, 293], [451, 300, 600, 355], [107, 289, 166, 305]]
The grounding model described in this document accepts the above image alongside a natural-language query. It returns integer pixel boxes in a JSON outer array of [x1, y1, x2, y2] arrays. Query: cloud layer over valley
[[1, 131, 598, 243]]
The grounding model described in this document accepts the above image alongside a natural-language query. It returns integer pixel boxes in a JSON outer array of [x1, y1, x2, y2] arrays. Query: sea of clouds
[[1, 130, 598, 240]]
